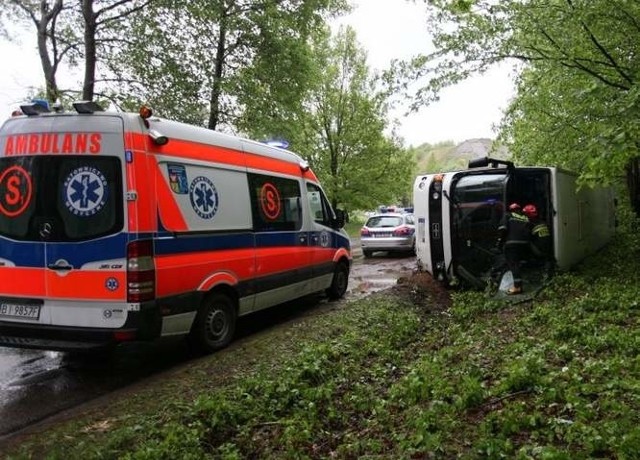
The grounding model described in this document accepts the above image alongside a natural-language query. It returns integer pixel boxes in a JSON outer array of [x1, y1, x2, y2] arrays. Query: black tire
[[363, 250, 373, 258], [188, 292, 236, 354], [326, 261, 349, 300]]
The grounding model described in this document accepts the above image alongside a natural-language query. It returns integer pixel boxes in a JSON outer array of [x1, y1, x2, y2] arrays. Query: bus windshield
[[451, 172, 507, 282]]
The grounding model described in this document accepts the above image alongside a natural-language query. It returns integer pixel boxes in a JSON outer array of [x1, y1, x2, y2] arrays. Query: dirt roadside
[[0, 255, 448, 455]]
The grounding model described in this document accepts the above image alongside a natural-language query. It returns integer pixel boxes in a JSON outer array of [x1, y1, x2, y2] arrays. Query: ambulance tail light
[[127, 240, 156, 303], [113, 330, 137, 342]]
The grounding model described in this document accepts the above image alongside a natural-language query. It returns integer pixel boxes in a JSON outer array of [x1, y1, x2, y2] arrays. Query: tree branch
[[566, 0, 633, 85], [96, 0, 153, 26]]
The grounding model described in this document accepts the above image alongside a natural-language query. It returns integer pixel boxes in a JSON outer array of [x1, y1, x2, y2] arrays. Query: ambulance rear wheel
[[189, 292, 236, 354], [326, 261, 349, 300]]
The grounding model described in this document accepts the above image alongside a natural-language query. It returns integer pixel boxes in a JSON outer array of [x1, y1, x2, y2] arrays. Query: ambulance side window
[[306, 183, 332, 227], [248, 173, 302, 232]]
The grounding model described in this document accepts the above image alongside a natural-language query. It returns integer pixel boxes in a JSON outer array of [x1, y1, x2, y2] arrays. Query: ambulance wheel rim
[[205, 308, 228, 340], [190, 293, 236, 354]]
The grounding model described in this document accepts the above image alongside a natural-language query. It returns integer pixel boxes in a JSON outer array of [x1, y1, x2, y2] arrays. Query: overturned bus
[[413, 157, 616, 289]]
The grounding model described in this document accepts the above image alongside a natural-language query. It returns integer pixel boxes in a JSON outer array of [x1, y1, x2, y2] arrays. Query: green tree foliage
[[0, 0, 151, 104], [105, 0, 347, 131], [400, 0, 640, 210], [283, 27, 415, 211]]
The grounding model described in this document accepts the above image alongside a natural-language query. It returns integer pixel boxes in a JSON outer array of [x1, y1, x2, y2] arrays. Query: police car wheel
[[326, 261, 349, 300], [363, 250, 373, 258], [189, 293, 236, 354]]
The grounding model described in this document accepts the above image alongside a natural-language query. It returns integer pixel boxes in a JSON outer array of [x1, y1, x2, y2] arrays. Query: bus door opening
[[505, 169, 553, 271], [450, 172, 507, 287]]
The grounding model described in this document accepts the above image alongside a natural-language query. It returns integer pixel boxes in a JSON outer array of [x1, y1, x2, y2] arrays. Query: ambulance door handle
[[48, 264, 72, 271], [47, 260, 73, 271]]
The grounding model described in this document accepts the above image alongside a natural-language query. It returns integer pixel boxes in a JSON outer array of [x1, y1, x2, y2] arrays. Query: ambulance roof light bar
[[72, 101, 104, 114], [20, 101, 51, 116]]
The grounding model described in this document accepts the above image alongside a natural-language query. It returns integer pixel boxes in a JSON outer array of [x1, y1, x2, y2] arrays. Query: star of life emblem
[[63, 166, 108, 217], [189, 176, 219, 220]]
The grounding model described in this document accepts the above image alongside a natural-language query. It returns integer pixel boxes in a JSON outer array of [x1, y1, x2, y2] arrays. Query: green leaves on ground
[[10, 226, 640, 459]]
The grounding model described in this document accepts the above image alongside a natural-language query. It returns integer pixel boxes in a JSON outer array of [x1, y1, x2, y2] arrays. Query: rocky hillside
[[413, 138, 511, 174]]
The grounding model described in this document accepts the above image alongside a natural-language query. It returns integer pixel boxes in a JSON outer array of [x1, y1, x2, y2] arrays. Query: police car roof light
[[20, 102, 51, 116], [72, 101, 104, 114]]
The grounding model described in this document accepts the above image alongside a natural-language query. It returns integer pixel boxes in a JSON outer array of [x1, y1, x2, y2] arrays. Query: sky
[[0, 1, 515, 147]]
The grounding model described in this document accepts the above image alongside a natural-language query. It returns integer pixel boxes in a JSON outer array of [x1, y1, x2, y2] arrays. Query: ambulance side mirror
[[333, 209, 348, 229]]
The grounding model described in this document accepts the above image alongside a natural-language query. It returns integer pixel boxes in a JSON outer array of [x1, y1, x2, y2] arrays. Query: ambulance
[[413, 157, 616, 289], [0, 101, 351, 353]]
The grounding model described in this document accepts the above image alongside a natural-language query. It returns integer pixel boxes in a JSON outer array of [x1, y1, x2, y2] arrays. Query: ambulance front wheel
[[189, 292, 237, 354], [326, 261, 349, 300]]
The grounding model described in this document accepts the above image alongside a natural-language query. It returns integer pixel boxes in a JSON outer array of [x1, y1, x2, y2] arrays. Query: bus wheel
[[189, 292, 236, 354], [326, 261, 349, 300]]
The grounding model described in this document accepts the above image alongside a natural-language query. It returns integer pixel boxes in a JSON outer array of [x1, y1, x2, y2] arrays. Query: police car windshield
[[0, 156, 123, 242]]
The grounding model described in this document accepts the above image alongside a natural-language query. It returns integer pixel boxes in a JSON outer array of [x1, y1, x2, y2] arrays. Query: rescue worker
[[497, 202, 531, 294], [522, 204, 555, 279]]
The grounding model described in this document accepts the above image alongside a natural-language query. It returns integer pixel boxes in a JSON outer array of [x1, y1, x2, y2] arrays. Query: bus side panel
[[586, 185, 616, 251], [553, 170, 615, 270], [553, 171, 582, 269]]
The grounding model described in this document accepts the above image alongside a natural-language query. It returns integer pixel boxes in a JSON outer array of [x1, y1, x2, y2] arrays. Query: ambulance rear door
[[0, 115, 129, 329]]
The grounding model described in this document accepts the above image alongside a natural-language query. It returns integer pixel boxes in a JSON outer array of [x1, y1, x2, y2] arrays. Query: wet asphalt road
[[0, 245, 416, 441]]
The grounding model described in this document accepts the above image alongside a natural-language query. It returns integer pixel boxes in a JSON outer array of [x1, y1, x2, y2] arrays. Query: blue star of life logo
[[63, 166, 108, 217], [189, 176, 219, 220], [105, 277, 119, 291]]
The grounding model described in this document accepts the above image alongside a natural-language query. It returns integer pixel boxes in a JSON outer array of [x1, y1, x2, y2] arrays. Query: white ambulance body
[[413, 158, 616, 288], [0, 102, 351, 353]]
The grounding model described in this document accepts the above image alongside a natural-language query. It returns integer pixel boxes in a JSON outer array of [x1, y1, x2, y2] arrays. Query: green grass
[[6, 222, 640, 459], [344, 217, 364, 239]]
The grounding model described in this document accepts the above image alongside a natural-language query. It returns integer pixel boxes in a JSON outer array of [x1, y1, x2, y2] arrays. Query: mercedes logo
[[39, 222, 53, 240]]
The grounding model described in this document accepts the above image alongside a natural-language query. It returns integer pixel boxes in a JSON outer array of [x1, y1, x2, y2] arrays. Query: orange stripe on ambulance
[[0, 103, 351, 354]]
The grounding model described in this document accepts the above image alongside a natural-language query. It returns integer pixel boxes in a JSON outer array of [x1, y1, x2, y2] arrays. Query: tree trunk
[[36, 0, 63, 102], [82, 0, 97, 101], [208, 11, 228, 130]]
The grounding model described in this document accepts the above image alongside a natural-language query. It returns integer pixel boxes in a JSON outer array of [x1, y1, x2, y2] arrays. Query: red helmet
[[508, 203, 521, 212], [523, 204, 538, 218]]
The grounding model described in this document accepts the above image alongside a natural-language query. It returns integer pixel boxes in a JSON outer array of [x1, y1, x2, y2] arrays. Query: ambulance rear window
[[0, 156, 123, 242]]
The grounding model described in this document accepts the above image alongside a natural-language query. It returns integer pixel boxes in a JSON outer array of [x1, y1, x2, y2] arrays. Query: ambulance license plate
[[0, 301, 41, 320]]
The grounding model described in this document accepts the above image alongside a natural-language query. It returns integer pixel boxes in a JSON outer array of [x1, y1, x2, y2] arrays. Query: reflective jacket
[[530, 218, 552, 257], [498, 211, 531, 245]]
